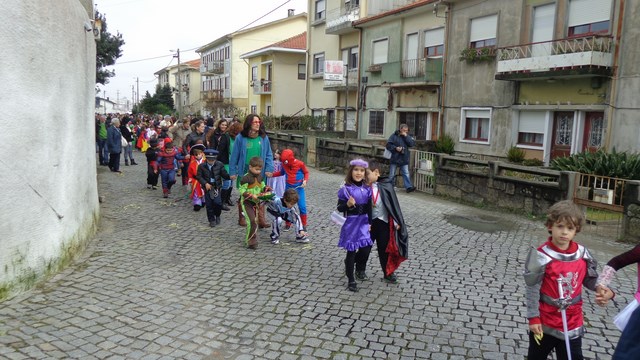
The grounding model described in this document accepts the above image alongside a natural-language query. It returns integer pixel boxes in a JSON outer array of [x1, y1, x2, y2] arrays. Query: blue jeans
[[613, 306, 640, 360], [160, 169, 176, 192], [123, 144, 134, 163], [388, 163, 413, 189], [97, 139, 108, 165]]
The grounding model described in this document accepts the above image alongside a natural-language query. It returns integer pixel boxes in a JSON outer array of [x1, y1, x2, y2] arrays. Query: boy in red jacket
[[272, 149, 309, 228]]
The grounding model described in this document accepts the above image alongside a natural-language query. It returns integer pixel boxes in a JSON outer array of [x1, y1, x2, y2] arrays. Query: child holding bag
[[337, 158, 373, 292]]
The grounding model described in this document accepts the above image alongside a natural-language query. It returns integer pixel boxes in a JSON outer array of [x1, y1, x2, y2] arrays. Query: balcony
[[252, 80, 271, 95], [325, 4, 360, 35], [202, 60, 228, 75], [203, 89, 225, 102], [323, 68, 359, 91], [366, 57, 442, 86], [495, 36, 614, 80]]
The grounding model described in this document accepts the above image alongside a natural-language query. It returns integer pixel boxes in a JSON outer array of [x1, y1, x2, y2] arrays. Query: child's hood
[[281, 149, 296, 165]]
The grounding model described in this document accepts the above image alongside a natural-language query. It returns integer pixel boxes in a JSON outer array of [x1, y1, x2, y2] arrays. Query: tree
[[155, 84, 175, 110], [138, 86, 175, 115], [95, 11, 125, 85]]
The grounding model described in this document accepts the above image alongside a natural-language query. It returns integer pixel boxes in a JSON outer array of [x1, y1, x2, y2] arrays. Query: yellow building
[[240, 33, 307, 117], [153, 59, 202, 115], [196, 11, 307, 118]]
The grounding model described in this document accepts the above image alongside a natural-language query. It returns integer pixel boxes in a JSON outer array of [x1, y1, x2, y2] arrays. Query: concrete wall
[[610, 0, 640, 153], [0, 0, 98, 299], [272, 52, 307, 116]]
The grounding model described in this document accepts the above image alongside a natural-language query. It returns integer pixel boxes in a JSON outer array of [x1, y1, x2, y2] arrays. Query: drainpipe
[[437, 1, 451, 138], [355, 24, 363, 139], [605, 0, 624, 150]]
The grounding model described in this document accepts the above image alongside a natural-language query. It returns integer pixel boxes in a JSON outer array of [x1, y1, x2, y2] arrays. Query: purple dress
[[338, 183, 373, 251]]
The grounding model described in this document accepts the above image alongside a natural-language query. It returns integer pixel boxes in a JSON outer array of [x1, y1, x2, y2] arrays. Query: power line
[[234, 0, 291, 32]]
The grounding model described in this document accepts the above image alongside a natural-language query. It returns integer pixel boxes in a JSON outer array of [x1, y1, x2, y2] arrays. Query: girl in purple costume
[[337, 159, 373, 292]]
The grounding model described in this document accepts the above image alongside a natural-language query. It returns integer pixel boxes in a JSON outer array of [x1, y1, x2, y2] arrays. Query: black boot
[[210, 216, 217, 227], [131, 160, 138, 165]]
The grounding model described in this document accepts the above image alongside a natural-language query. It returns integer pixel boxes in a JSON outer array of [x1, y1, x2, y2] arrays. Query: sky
[[96, 0, 308, 108]]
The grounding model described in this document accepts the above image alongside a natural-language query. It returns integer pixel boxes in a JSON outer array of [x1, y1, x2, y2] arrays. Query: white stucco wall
[[0, 0, 99, 298]]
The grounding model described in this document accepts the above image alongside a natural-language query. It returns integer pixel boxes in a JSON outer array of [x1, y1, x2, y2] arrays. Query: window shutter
[[373, 39, 388, 64], [518, 111, 545, 133], [424, 28, 445, 48], [568, 0, 611, 27], [470, 14, 498, 42], [406, 33, 419, 60]]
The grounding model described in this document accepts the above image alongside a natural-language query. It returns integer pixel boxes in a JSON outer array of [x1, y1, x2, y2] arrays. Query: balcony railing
[[325, 4, 360, 34], [202, 60, 228, 75], [367, 58, 442, 84], [496, 35, 614, 79], [366, 0, 419, 17], [203, 89, 224, 102], [252, 80, 272, 95], [323, 68, 359, 90]]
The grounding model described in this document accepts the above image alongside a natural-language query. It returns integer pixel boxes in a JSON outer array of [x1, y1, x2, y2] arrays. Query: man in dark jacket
[[386, 124, 416, 193], [106, 118, 123, 173]]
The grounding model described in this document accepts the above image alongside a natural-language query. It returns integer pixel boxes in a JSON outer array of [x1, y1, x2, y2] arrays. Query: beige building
[[154, 59, 202, 115], [240, 32, 307, 117], [196, 11, 307, 118]]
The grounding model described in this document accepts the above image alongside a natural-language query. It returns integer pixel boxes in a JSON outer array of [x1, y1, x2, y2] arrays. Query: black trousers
[[108, 152, 121, 171], [204, 188, 222, 222], [527, 331, 583, 360], [371, 218, 390, 276], [147, 165, 158, 186], [345, 246, 372, 282]]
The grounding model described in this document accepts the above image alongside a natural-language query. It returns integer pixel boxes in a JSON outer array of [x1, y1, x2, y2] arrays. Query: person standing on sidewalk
[[106, 118, 123, 173], [386, 124, 416, 193], [120, 117, 138, 166], [96, 114, 109, 166]]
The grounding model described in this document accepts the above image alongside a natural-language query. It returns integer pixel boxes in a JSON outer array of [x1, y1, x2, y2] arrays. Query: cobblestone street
[[0, 161, 636, 359]]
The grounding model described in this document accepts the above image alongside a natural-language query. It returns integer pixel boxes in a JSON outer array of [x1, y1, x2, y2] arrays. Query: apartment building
[[240, 32, 307, 117], [196, 12, 307, 118], [153, 59, 202, 115]]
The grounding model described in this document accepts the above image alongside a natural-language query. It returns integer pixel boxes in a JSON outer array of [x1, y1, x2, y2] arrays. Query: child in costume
[[266, 188, 309, 245], [267, 148, 286, 198], [187, 144, 206, 211], [272, 149, 309, 229], [365, 161, 409, 284], [596, 247, 638, 359], [195, 149, 230, 227], [523, 200, 609, 360], [156, 139, 184, 198], [239, 156, 272, 249], [145, 138, 160, 190], [337, 158, 373, 292]]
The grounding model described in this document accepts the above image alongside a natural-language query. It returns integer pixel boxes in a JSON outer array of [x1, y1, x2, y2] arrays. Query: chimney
[[288, 9, 295, 17]]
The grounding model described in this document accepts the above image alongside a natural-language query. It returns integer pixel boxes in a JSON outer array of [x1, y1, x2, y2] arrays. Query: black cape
[[376, 176, 409, 274]]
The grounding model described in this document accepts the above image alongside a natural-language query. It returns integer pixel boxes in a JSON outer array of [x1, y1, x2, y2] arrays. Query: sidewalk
[[0, 159, 635, 359]]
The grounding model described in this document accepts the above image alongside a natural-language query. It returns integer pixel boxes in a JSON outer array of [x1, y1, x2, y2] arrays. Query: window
[[312, 109, 323, 124], [342, 47, 359, 69], [315, 0, 326, 21], [399, 112, 429, 140], [266, 106, 271, 117], [313, 53, 325, 74], [298, 64, 306, 80], [424, 28, 445, 57], [460, 108, 491, 143], [369, 110, 385, 135], [372, 39, 388, 65], [251, 105, 257, 114], [326, 109, 335, 131], [251, 66, 258, 82], [517, 111, 545, 147], [568, 0, 611, 37], [470, 14, 498, 49]]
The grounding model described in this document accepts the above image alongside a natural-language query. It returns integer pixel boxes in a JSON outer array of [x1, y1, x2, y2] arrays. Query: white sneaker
[[295, 235, 309, 243], [271, 237, 280, 245]]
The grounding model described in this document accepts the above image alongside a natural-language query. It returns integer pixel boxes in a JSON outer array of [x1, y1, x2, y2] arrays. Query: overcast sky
[[97, 0, 308, 108]]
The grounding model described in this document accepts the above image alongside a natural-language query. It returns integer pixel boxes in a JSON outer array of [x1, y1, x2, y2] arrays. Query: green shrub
[[433, 134, 455, 155], [507, 146, 525, 163], [522, 158, 544, 167], [550, 148, 640, 180]]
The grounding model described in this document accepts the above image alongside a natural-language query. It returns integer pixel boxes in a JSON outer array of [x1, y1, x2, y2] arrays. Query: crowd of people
[[96, 113, 638, 357]]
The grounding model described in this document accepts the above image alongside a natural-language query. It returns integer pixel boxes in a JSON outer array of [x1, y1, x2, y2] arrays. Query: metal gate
[[411, 150, 436, 194], [573, 173, 626, 238]]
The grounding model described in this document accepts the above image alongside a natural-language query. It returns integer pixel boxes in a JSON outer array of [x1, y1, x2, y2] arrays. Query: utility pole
[[103, 90, 107, 114], [344, 64, 348, 139], [131, 85, 135, 112], [136, 77, 139, 106], [173, 49, 182, 117]]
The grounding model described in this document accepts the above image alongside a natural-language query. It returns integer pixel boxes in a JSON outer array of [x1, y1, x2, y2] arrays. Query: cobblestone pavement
[[0, 159, 636, 359]]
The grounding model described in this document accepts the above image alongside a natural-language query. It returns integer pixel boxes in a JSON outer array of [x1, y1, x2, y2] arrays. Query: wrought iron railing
[[496, 35, 613, 61]]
